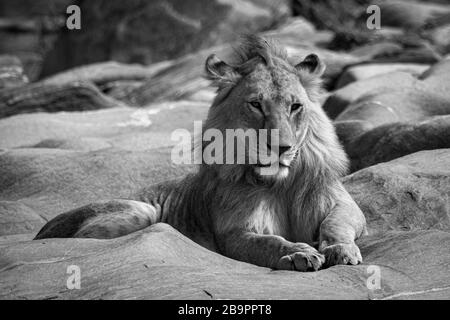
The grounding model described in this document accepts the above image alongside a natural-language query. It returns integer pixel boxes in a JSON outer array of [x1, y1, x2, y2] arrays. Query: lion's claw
[[320, 242, 362, 267], [277, 246, 325, 272]]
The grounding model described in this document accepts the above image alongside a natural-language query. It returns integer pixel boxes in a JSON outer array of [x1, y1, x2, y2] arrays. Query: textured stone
[[0, 81, 125, 119], [344, 149, 450, 234], [0, 147, 194, 230], [0, 201, 45, 236], [0, 223, 449, 299], [332, 59, 450, 169], [375, 0, 450, 30], [346, 116, 450, 171], [324, 71, 417, 119], [335, 63, 429, 89], [0, 55, 28, 89], [0, 99, 208, 235]]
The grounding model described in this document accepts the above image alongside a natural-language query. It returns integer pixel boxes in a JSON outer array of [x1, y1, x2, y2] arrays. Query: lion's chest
[[248, 200, 289, 238]]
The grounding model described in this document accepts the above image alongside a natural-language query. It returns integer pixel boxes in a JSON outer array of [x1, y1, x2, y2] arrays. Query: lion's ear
[[295, 54, 326, 77], [205, 54, 240, 88]]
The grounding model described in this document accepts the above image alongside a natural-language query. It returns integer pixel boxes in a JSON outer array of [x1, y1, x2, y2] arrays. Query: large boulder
[[0, 147, 195, 235], [0, 223, 449, 299], [0, 98, 208, 236], [335, 63, 429, 89], [40, 61, 172, 87], [0, 100, 209, 149], [344, 149, 450, 234], [0, 81, 125, 119], [374, 0, 450, 30], [332, 59, 450, 169], [323, 71, 417, 119], [0, 201, 45, 236], [345, 116, 450, 171]]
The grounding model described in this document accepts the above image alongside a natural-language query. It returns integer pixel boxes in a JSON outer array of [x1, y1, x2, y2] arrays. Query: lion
[[35, 35, 367, 271]]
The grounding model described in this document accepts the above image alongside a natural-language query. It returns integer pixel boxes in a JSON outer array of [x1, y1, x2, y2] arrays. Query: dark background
[[1, 0, 449, 81]]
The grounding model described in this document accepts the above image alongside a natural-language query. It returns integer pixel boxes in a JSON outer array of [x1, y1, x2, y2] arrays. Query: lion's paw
[[276, 246, 325, 272], [321, 242, 362, 267]]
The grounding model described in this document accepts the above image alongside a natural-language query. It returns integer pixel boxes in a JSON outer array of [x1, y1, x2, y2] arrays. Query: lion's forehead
[[245, 65, 304, 101]]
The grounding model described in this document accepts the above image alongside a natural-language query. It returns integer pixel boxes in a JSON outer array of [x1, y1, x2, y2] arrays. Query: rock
[[0, 147, 194, 228], [335, 82, 450, 128], [0, 201, 45, 236], [0, 223, 449, 299], [328, 59, 450, 121], [30, 138, 112, 152], [334, 120, 374, 146], [123, 45, 224, 105], [420, 57, 450, 94], [0, 100, 209, 150], [0, 99, 208, 235], [0, 233, 34, 246], [0, 0, 71, 80], [335, 86, 450, 163], [349, 41, 404, 61], [374, 44, 442, 64], [344, 149, 450, 234], [41, 61, 172, 87], [0, 81, 125, 119], [100, 80, 146, 101], [375, 0, 450, 30], [40, 0, 291, 76], [262, 17, 333, 46], [324, 72, 417, 119], [349, 32, 442, 65], [427, 24, 450, 54], [335, 63, 429, 89], [292, 0, 365, 31], [332, 59, 450, 167], [346, 116, 450, 171], [0, 55, 28, 89]]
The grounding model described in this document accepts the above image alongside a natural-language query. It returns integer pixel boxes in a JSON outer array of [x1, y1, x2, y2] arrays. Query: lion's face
[[229, 63, 311, 180], [204, 37, 325, 182]]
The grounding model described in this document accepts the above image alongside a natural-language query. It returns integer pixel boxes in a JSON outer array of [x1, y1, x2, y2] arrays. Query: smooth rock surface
[[0, 147, 195, 233], [335, 63, 429, 89], [0, 223, 449, 299]]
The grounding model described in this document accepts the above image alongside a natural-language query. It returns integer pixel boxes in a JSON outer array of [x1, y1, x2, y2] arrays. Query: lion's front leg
[[217, 230, 324, 271], [319, 185, 367, 267]]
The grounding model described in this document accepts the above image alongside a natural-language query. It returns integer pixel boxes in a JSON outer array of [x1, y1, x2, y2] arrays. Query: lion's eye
[[249, 101, 263, 111], [291, 103, 303, 113]]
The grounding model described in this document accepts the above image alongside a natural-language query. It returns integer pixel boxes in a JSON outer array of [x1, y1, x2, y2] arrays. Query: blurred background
[[1, 0, 449, 82]]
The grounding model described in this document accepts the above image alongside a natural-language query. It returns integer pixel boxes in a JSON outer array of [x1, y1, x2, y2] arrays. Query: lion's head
[[202, 35, 342, 183]]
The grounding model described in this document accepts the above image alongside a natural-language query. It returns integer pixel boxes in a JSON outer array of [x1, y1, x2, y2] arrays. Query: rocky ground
[[0, 0, 449, 299]]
